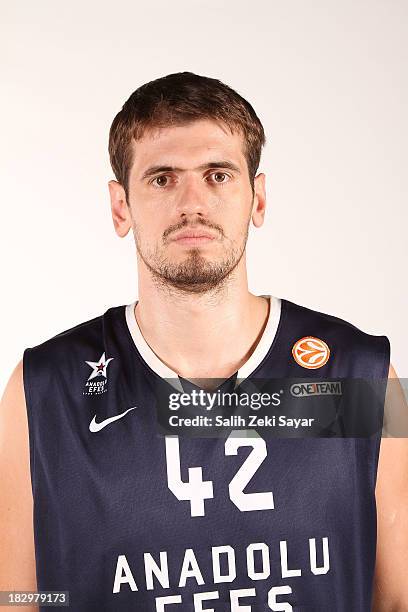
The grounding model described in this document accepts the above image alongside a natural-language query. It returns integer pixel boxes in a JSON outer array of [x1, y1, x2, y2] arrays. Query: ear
[[108, 180, 132, 237], [251, 173, 266, 228]]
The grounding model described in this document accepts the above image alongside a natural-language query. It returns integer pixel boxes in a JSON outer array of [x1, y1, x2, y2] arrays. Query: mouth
[[171, 230, 217, 245]]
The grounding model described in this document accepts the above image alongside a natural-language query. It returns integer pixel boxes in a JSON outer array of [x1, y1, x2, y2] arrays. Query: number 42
[[165, 430, 275, 517]]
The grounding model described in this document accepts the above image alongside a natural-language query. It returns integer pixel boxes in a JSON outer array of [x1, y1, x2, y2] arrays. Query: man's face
[[112, 118, 265, 294]]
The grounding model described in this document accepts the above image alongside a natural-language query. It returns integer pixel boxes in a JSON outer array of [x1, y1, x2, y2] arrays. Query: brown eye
[[153, 175, 169, 187], [210, 172, 229, 184]]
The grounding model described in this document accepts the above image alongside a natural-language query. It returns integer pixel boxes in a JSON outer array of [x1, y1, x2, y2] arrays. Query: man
[[0, 71, 406, 611]]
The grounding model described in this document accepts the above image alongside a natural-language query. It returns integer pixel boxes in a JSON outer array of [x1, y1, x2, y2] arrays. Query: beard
[[134, 218, 250, 295]]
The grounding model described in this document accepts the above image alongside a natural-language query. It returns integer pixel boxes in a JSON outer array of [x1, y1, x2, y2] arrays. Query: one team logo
[[292, 336, 330, 369], [83, 351, 114, 395]]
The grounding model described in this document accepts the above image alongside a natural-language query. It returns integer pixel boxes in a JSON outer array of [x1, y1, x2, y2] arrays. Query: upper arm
[[0, 359, 38, 609], [372, 363, 408, 610]]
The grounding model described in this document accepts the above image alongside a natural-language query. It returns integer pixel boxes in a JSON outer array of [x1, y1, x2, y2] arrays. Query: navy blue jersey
[[22, 296, 390, 611]]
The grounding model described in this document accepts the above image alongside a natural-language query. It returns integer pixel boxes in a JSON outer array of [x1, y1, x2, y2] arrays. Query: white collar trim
[[125, 295, 281, 389]]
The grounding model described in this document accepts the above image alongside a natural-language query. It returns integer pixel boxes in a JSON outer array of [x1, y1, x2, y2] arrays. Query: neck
[[133, 259, 270, 380]]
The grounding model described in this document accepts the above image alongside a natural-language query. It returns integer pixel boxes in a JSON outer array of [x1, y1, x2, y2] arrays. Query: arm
[[0, 359, 38, 611], [372, 363, 408, 611]]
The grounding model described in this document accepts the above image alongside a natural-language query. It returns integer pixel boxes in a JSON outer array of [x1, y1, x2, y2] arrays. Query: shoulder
[[23, 305, 124, 364], [26, 310, 104, 354], [283, 297, 389, 348], [22, 305, 125, 399], [281, 297, 390, 377]]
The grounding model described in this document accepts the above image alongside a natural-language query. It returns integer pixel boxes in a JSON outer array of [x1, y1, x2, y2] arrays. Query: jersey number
[[165, 431, 275, 517]]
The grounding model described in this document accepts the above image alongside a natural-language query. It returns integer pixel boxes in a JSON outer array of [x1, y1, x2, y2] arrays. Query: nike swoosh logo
[[89, 406, 138, 432]]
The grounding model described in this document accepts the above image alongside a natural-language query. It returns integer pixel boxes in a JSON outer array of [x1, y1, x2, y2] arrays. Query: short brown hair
[[108, 71, 266, 200]]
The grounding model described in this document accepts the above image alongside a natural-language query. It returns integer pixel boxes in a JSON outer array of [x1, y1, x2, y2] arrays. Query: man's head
[[108, 71, 267, 295]]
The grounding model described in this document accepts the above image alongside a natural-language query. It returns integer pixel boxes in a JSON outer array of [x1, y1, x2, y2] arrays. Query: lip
[[171, 230, 217, 244], [173, 236, 215, 246]]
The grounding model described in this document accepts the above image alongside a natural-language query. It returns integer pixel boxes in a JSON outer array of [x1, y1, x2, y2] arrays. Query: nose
[[174, 174, 212, 218]]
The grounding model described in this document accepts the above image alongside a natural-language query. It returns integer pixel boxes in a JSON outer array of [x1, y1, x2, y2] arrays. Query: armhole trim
[[22, 348, 36, 498]]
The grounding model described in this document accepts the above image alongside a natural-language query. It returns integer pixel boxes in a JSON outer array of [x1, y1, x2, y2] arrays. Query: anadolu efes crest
[[83, 351, 114, 395]]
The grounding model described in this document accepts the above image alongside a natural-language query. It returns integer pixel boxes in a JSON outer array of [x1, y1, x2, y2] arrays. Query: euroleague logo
[[292, 336, 330, 369]]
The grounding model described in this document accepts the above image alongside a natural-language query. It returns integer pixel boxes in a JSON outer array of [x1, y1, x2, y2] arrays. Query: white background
[[1, 0, 407, 393]]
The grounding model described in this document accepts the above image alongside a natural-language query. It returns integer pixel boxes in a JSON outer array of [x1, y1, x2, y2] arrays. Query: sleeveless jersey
[[22, 295, 390, 611]]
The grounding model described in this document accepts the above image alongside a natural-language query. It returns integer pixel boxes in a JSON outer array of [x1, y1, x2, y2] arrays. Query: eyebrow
[[140, 160, 241, 181]]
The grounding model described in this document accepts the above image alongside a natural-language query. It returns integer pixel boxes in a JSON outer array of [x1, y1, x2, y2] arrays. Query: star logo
[[85, 352, 114, 381]]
